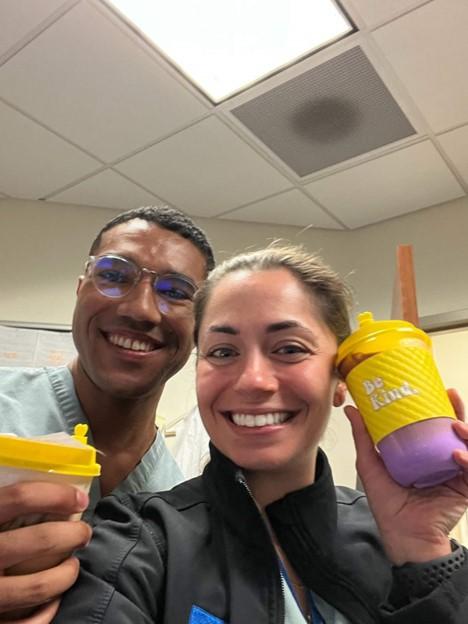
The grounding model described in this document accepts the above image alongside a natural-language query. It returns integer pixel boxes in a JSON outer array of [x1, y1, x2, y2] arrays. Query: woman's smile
[[226, 410, 296, 427], [196, 267, 343, 485]]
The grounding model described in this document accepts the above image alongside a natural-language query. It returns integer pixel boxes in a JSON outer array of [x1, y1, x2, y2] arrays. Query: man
[[0, 205, 215, 620]]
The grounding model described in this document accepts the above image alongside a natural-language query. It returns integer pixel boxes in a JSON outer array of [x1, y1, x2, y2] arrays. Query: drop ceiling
[[0, 0, 467, 230]]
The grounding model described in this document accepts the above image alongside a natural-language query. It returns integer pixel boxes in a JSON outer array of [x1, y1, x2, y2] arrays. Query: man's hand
[[0, 482, 91, 621]]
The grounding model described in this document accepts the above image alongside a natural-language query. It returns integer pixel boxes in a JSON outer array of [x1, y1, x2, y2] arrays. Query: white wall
[[2, 195, 468, 487], [0, 199, 121, 325], [431, 328, 468, 546], [3, 195, 468, 325], [342, 196, 468, 320]]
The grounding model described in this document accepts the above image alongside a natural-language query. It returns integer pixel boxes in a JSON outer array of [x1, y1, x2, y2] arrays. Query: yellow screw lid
[[336, 311, 431, 367], [0, 424, 101, 477]]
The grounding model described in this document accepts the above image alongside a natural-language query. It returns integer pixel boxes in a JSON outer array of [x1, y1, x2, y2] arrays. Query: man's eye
[[157, 287, 191, 301], [156, 277, 194, 301], [98, 270, 129, 284]]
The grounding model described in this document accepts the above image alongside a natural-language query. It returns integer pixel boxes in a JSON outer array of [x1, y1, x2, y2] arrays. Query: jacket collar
[[203, 443, 338, 547]]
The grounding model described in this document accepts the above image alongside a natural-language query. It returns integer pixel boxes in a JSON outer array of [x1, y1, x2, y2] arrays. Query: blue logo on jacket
[[189, 605, 225, 624]]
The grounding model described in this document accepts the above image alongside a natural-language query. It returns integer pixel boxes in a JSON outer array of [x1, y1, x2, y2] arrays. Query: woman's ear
[[333, 381, 347, 407]]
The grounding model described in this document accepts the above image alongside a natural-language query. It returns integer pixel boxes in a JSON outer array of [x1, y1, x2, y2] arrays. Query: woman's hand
[[345, 388, 468, 566]]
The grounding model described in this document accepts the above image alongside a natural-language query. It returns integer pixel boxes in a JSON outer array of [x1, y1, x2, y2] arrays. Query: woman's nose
[[233, 354, 278, 395]]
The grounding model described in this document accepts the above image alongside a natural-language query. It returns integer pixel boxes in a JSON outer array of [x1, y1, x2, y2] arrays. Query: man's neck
[[69, 359, 163, 493]]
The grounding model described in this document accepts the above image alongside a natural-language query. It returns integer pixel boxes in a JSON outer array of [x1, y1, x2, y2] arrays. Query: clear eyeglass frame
[[84, 254, 197, 317]]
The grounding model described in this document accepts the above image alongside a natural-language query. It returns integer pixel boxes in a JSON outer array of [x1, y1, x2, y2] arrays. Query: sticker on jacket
[[189, 605, 225, 624]]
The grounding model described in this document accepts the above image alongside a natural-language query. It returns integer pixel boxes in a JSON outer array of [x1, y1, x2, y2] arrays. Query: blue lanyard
[[278, 558, 325, 624]]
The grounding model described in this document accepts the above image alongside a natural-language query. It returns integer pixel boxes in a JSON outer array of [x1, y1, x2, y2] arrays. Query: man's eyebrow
[[208, 325, 239, 335]]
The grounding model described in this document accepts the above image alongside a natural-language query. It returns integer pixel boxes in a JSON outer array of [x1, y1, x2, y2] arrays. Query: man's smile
[[103, 331, 165, 353]]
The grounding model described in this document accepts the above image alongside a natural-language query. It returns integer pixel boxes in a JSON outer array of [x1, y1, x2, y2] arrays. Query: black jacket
[[54, 446, 468, 623]]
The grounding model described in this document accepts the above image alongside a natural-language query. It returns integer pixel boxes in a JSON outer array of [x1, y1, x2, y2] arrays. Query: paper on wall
[[0, 324, 76, 368]]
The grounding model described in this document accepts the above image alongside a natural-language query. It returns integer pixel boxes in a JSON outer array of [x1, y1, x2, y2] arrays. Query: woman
[[54, 245, 468, 623]]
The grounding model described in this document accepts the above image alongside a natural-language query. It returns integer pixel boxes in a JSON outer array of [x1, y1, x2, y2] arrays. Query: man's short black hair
[[89, 205, 215, 273]]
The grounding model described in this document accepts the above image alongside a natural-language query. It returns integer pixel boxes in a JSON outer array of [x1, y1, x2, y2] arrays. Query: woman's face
[[196, 268, 345, 480]]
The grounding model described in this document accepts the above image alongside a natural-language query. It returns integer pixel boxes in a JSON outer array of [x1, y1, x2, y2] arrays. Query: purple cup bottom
[[377, 417, 466, 488]]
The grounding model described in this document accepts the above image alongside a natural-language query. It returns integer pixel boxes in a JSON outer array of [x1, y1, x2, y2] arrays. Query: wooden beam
[[391, 244, 420, 327]]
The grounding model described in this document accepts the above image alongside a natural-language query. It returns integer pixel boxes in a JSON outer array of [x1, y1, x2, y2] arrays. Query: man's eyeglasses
[[85, 255, 197, 317]]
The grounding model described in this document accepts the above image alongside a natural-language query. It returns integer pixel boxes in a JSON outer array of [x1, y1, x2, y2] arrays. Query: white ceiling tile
[[221, 189, 343, 229], [305, 141, 465, 229], [48, 169, 160, 210], [344, 0, 427, 28], [0, 101, 100, 199], [0, 1, 208, 162], [0, 0, 70, 58], [438, 125, 468, 187], [372, 0, 468, 132], [116, 117, 293, 218]]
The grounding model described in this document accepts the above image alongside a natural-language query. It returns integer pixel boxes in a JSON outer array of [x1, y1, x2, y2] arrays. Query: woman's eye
[[274, 344, 310, 358], [207, 346, 237, 359]]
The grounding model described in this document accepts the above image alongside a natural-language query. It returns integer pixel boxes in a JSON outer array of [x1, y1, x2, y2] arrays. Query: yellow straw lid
[[0, 424, 101, 477], [336, 311, 431, 367]]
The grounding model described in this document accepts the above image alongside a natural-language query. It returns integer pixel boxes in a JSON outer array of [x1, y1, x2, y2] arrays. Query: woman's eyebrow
[[208, 322, 298, 335], [266, 321, 320, 345], [266, 320, 301, 333], [208, 325, 238, 335], [207, 321, 320, 342]]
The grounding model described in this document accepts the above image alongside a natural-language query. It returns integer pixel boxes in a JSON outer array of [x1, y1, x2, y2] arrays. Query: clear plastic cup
[[336, 312, 466, 488], [0, 424, 100, 618]]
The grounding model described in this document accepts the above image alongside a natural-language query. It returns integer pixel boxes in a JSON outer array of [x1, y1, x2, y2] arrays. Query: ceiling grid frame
[[0, 0, 465, 229]]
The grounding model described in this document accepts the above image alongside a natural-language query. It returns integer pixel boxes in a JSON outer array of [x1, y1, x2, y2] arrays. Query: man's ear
[[333, 380, 347, 407], [76, 276, 84, 295]]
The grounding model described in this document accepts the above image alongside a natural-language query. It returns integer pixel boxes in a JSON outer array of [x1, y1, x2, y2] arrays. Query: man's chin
[[98, 375, 165, 401]]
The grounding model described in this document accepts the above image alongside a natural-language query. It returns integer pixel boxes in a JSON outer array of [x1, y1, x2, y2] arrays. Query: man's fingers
[[0, 521, 91, 571], [0, 557, 79, 613], [0, 482, 88, 526], [20, 598, 61, 624], [0, 598, 61, 624]]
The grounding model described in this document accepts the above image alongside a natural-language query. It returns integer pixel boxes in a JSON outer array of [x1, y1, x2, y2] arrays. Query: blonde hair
[[194, 244, 353, 345]]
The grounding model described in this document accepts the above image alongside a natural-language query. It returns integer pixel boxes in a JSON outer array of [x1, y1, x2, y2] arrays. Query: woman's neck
[[244, 450, 318, 509]]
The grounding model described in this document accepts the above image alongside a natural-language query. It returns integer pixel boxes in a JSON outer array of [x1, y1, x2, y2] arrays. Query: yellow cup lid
[[0, 424, 101, 477], [336, 311, 431, 367]]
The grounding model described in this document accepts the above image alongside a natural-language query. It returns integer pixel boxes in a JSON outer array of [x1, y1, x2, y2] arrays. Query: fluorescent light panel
[[107, 0, 353, 102]]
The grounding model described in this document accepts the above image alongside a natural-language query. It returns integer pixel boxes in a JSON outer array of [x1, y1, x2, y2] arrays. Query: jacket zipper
[[235, 471, 285, 624], [235, 471, 377, 624]]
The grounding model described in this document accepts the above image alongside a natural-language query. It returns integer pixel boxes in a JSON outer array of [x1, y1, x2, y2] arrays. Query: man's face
[[72, 219, 207, 400]]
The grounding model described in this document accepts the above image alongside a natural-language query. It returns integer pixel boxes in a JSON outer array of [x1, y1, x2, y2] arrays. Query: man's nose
[[116, 275, 162, 324], [232, 353, 278, 395]]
